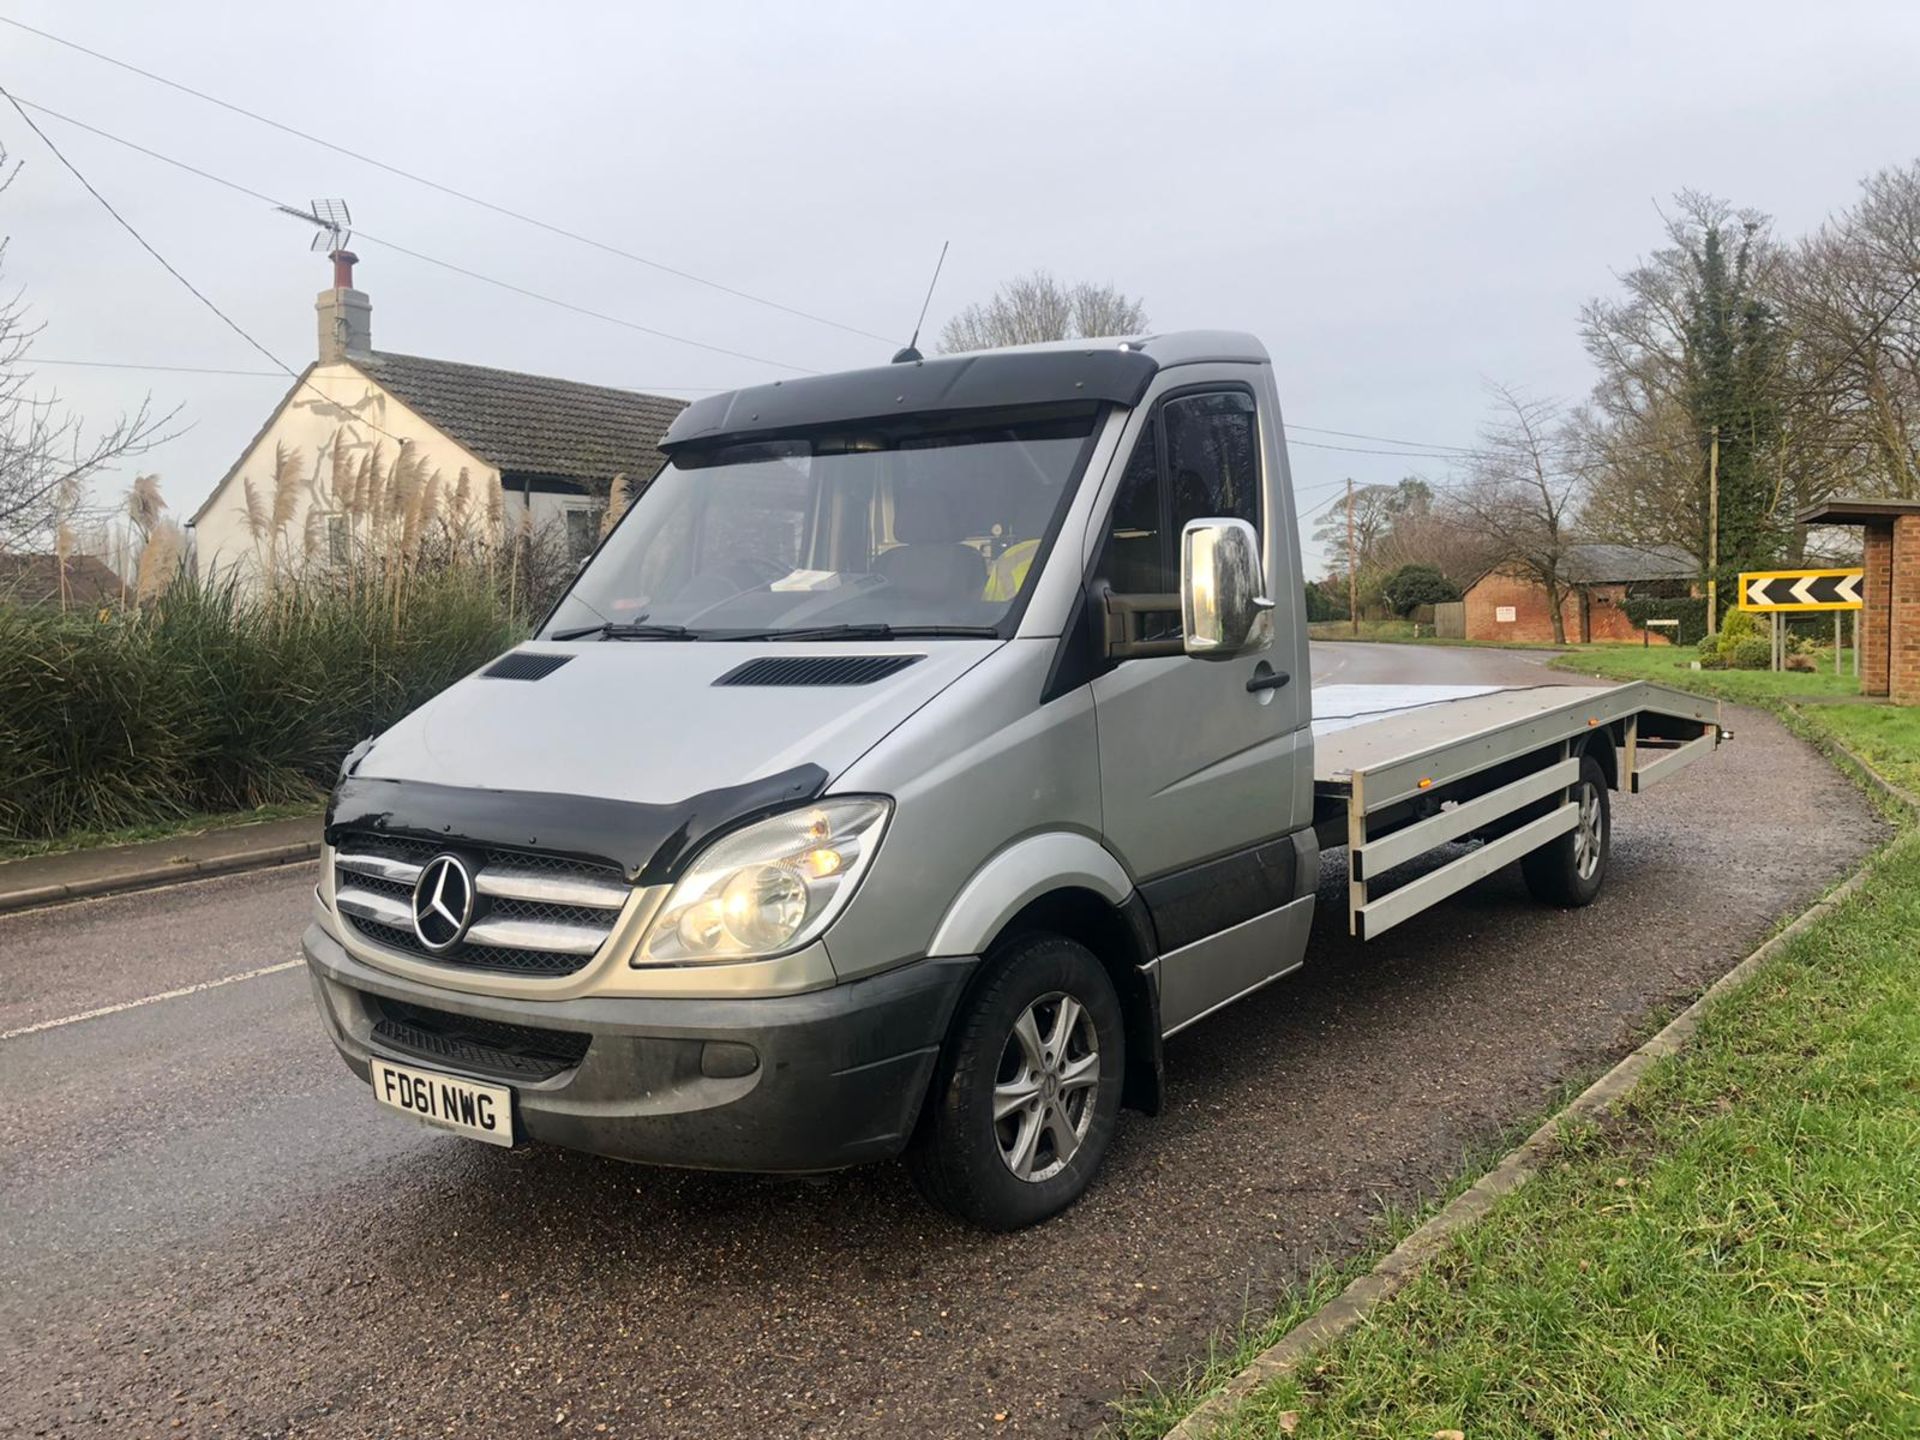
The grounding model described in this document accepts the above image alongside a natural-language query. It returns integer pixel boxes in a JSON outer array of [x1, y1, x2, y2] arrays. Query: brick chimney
[[315, 249, 371, 363]]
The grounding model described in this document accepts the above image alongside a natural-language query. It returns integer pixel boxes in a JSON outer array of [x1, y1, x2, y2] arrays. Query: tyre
[[1521, 752, 1611, 907], [907, 933, 1126, 1230]]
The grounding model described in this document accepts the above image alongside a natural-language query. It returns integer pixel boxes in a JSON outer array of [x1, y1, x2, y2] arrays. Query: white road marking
[[0, 960, 302, 1041]]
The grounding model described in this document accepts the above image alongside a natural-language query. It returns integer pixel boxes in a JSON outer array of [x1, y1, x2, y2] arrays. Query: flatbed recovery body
[[1312, 680, 1722, 938]]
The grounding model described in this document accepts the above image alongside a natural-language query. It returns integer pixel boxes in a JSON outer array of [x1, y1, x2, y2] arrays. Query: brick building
[[1799, 498, 1920, 705], [1462, 543, 1697, 644]]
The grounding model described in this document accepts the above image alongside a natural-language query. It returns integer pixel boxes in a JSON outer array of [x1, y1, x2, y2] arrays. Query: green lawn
[[1803, 705, 1920, 799], [0, 797, 323, 861], [1153, 829, 1920, 1440], [1124, 665, 1920, 1439], [1549, 643, 1865, 703]]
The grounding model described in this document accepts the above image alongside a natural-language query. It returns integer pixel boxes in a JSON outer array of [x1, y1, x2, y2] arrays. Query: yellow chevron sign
[[1737, 568, 1864, 612]]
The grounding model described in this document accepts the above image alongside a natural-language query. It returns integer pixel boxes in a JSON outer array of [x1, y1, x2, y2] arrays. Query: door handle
[[1246, 669, 1291, 693]]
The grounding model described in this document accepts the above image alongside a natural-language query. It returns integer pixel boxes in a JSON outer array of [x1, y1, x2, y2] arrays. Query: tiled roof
[[0, 553, 123, 608], [356, 351, 689, 483], [1560, 543, 1699, 584]]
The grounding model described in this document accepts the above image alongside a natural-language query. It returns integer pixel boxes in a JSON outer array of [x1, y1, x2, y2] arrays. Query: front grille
[[369, 996, 589, 1081], [331, 832, 629, 979], [349, 917, 587, 976]]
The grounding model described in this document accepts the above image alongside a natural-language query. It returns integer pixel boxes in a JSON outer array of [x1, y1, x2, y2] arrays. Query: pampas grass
[[0, 453, 587, 844], [0, 557, 521, 843]]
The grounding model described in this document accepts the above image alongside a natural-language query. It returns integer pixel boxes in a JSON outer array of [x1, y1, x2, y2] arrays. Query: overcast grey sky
[[6, 0, 1919, 575]]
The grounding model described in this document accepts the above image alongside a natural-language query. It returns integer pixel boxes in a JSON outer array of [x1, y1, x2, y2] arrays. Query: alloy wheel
[[1573, 784, 1604, 880], [992, 991, 1100, 1182]]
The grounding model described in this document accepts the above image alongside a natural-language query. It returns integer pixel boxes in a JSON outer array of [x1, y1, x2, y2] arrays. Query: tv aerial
[[276, 198, 353, 252]]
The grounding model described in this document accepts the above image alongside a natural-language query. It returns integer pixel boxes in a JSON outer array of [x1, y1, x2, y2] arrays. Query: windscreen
[[543, 406, 1101, 639]]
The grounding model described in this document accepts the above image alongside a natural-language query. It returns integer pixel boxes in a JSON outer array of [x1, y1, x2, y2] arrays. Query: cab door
[[1086, 372, 1314, 1030]]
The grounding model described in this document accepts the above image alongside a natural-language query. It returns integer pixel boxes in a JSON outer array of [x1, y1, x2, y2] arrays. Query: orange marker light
[[1417, 777, 1433, 789]]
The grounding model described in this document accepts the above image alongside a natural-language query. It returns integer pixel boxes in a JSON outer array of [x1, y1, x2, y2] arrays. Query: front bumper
[[303, 923, 975, 1173]]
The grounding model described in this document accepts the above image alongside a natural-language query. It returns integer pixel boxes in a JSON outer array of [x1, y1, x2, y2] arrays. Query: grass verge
[[1165, 826, 1920, 1438], [1548, 642, 1864, 704], [0, 797, 323, 862]]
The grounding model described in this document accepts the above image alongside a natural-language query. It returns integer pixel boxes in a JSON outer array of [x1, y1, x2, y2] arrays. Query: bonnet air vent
[[482, 652, 573, 681], [715, 655, 924, 687]]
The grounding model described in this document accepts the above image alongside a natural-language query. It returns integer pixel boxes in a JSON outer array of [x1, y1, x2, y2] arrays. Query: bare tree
[[1448, 384, 1586, 644], [0, 143, 176, 553], [1782, 161, 1920, 499], [1311, 477, 1428, 576], [1372, 502, 1504, 587], [938, 270, 1148, 352]]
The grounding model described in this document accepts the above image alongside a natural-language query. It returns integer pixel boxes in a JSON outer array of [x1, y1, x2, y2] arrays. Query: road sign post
[[1738, 568, 1864, 678]]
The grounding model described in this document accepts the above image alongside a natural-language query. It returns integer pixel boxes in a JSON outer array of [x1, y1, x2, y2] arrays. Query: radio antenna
[[892, 239, 949, 363], [275, 197, 353, 252]]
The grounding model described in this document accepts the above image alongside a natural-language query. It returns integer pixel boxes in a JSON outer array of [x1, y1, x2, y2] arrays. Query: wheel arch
[[925, 833, 1164, 1118]]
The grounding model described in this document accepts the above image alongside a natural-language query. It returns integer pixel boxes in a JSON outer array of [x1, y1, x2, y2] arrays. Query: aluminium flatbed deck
[[1309, 680, 1723, 939]]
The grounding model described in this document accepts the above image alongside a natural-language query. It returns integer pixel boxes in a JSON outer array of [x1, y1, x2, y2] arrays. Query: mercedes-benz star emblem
[[412, 853, 476, 952]]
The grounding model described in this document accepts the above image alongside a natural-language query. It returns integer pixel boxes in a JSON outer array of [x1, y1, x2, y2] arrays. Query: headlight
[[635, 797, 891, 964]]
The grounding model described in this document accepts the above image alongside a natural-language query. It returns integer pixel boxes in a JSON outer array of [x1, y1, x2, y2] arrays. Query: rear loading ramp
[[1312, 682, 1721, 940]]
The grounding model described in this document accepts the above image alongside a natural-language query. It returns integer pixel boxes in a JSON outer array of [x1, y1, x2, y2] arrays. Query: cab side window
[[1164, 390, 1260, 538], [1100, 417, 1163, 597], [1096, 390, 1261, 644]]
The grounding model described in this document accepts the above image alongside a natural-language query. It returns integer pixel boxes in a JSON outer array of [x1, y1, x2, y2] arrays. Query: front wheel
[[907, 933, 1125, 1230], [1522, 752, 1611, 907]]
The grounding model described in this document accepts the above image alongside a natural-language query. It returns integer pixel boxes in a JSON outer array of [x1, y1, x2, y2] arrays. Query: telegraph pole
[[1705, 426, 1721, 636], [1346, 477, 1359, 637]]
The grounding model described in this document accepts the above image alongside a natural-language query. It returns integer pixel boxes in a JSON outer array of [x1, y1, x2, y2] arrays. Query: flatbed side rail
[[1341, 682, 1720, 940], [1622, 716, 1720, 794]]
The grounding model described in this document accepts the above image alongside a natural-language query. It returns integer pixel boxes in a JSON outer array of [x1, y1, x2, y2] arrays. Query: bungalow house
[[188, 253, 688, 583], [1463, 543, 1698, 644]]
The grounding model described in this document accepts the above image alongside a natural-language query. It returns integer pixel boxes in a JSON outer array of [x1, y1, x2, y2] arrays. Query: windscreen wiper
[[729, 623, 1003, 642], [549, 621, 698, 641]]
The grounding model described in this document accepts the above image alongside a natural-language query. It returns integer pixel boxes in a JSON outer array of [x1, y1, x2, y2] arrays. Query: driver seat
[[875, 483, 987, 603]]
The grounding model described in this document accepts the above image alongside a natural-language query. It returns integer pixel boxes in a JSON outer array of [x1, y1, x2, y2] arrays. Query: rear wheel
[[907, 933, 1124, 1230], [1521, 752, 1610, 907]]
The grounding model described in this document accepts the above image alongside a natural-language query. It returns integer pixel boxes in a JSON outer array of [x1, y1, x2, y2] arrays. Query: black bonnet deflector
[[324, 763, 829, 884]]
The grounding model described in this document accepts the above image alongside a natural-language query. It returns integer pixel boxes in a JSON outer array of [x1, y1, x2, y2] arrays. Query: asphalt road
[[0, 643, 1887, 1438]]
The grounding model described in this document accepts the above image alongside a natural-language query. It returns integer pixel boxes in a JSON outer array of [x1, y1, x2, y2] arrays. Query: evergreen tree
[[1681, 219, 1784, 611]]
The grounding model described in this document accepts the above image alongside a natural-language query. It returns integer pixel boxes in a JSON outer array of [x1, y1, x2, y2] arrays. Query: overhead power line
[[35, 357, 285, 378], [11, 96, 819, 375], [0, 82, 416, 448], [1285, 422, 1478, 454], [0, 14, 896, 346], [1288, 437, 1479, 461]]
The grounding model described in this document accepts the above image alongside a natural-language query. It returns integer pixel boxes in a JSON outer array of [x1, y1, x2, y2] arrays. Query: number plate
[[370, 1058, 514, 1147]]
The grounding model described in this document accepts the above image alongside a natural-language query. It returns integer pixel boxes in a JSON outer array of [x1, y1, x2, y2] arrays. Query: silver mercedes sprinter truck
[[303, 332, 1720, 1228]]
